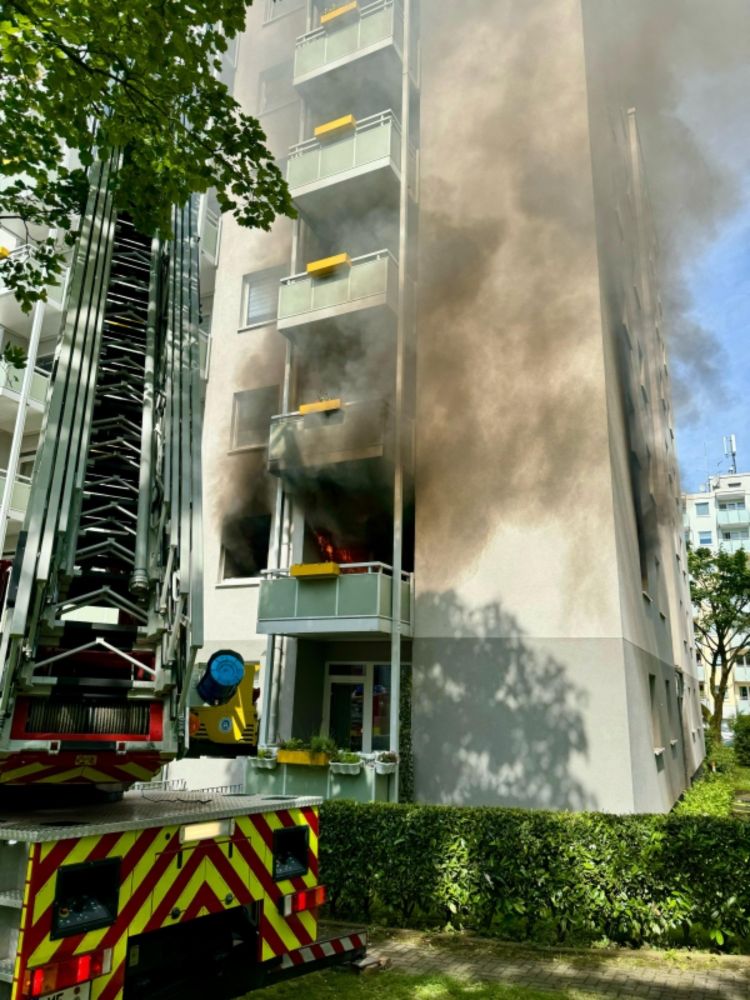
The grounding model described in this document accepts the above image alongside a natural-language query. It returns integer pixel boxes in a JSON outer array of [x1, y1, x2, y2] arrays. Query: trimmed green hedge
[[319, 801, 750, 951]]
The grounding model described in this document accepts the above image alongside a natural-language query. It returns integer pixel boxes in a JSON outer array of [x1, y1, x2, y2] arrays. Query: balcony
[[246, 757, 393, 802], [268, 398, 392, 478], [278, 249, 398, 335], [0, 362, 50, 432], [294, 0, 404, 114], [288, 110, 408, 225], [257, 562, 413, 638], [719, 539, 749, 555], [0, 471, 31, 521], [735, 666, 750, 683], [717, 508, 749, 527], [0, 245, 67, 338]]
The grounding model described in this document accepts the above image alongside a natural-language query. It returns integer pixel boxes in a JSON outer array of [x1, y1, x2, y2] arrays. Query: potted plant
[[374, 751, 398, 775], [329, 750, 362, 776], [249, 747, 277, 770], [277, 736, 336, 767]]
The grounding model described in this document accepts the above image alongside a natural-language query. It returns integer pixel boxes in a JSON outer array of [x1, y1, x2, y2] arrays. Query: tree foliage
[[0, 0, 294, 311], [688, 546, 750, 741]]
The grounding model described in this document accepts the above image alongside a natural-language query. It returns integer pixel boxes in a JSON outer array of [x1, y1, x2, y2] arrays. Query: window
[[221, 514, 272, 580], [740, 687, 749, 701], [695, 502, 710, 516], [698, 531, 712, 546], [241, 266, 285, 328], [323, 663, 394, 754], [258, 61, 296, 114], [718, 499, 746, 511], [231, 385, 279, 450], [264, 0, 304, 22]]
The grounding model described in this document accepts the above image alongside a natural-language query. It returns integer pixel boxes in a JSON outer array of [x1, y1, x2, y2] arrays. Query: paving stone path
[[366, 929, 750, 1000]]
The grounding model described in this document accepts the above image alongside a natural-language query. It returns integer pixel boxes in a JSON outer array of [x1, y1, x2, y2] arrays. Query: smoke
[[414, 0, 750, 591], [582, 0, 750, 422]]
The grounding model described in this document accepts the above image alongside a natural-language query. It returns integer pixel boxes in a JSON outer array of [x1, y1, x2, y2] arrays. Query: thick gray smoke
[[584, 0, 750, 423]]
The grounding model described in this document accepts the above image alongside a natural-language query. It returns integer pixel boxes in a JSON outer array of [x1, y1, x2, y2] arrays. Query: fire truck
[[0, 162, 365, 999]]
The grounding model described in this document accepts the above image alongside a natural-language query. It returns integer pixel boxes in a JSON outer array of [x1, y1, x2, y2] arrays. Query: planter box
[[374, 761, 397, 775], [249, 756, 277, 770], [330, 761, 362, 775], [277, 749, 331, 767]]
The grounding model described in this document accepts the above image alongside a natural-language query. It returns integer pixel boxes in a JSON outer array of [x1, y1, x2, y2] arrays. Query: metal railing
[[288, 109, 401, 192], [0, 470, 32, 515], [294, 0, 403, 80], [0, 360, 50, 406], [262, 561, 411, 583], [278, 248, 398, 322]]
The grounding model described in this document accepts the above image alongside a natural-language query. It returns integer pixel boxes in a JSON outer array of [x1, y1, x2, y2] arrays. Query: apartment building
[[683, 471, 750, 720], [182, 0, 704, 813]]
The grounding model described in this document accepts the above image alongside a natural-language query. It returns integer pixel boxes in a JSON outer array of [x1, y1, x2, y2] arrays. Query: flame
[[314, 530, 367, 568]]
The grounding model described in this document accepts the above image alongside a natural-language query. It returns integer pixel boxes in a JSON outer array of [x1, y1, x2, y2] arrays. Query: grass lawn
[[258, 970, 601, 1000]]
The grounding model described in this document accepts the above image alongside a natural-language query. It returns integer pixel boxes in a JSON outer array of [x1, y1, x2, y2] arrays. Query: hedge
[[319, 800, 750, 951]]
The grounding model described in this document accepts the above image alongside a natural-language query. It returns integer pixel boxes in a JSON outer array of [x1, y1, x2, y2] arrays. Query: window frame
[[239, 265, 286, 331], [264, 0, 305, 24], [322, 661, 401, 755], [698, 531, 713, 546], [229, 384, 280, 453], [695, 502, 710, 516], [257, 59, 297, 116]]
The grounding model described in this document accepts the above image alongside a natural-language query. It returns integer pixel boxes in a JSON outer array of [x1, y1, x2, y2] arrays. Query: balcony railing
[[294, 0, 403, 82], [278, 249, 398, 328], [257, 562, 413, 637], [268, 398, 390, 475], [0, 470, 31, 519], [719, 539, 749, 555], [288, 110, 402, 193], [0, 361, 50, 407], [717, 508, 749, 527]]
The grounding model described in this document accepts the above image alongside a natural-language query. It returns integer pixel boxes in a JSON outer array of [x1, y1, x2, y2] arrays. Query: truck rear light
[[278, 884, 327, 916], [23, 947, 112, 997]]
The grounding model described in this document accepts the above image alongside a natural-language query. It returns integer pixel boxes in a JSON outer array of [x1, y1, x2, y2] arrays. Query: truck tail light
[[278, 884, 327, 917], [23, 947, 112, 997]]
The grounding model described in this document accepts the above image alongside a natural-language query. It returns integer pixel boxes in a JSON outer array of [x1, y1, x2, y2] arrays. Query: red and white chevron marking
[[280, 932, 367, 969]]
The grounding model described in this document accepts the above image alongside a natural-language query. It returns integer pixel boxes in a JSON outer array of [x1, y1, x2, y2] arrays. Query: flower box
[[249, 756, 277, 770], [277, 749, 330, 767], [330, 761, 362, 775], [374, 761, 397, 775]]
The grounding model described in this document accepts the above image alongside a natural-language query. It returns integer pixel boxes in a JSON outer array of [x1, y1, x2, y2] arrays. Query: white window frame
[[322, 661, 401, 754], [695, 502, 710, 517], [239, 265, 286, 331], [257, 60, 297, 115], [264, 0, 304, 24], [230, 385, 279, 452]]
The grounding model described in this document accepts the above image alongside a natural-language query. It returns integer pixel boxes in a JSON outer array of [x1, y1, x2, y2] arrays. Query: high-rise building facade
[[683, 471, 750, 721], [192, 0, 704, 814]]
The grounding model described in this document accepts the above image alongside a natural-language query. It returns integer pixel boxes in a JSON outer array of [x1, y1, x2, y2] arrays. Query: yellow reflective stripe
[[0, 762, 47, 783]]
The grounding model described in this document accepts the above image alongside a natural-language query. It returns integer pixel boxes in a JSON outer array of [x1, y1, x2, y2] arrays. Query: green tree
[[688, 546, 750, 743], [0, 0, 294, 319]]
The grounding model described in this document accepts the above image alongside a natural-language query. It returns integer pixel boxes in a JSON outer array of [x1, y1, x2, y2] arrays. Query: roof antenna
[[723, 434, 738, 476]]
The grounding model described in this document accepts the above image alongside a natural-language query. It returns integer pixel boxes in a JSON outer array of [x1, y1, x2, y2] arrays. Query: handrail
[[289, 108, 401, 156], [0, 469, 32, 486], [296, 0, 398, 45], [270, 396, 388, 420], [280, 247, 398, 285], [261, 561, 412, 583]]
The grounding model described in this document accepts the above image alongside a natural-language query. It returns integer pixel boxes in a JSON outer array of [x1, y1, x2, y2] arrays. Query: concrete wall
[[411, 0, 702, 812], [200, 3, 304, 665]]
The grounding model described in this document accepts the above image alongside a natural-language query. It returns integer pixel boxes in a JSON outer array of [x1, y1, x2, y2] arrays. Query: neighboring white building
[[683, 471, 750, 720]]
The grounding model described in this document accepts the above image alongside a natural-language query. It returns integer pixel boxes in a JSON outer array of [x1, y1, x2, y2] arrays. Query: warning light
[[23, 947, 112, 997], [278, 884, 327, 916]]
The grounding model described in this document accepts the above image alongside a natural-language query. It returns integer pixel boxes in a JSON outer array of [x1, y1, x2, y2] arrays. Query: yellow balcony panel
[[290, 562, 341, 579], [314, 114, 358, 142], [306, 253, 351, 278], [320, 1, 359, 26], [299, 398, 342, 415]]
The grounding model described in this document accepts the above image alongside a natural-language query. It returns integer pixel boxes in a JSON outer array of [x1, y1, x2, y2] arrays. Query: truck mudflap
[[265, 930, 368, 985]]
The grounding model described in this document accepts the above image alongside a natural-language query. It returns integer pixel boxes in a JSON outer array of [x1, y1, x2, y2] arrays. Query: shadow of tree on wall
[[413, 590, 595, 810]]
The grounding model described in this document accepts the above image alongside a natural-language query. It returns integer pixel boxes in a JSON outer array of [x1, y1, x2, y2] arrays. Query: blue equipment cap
[[197, 649, 245, 706]]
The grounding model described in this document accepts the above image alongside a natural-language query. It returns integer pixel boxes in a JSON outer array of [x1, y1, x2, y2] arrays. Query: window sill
[[237, 320, 276, 334], [227, 444, 267, 456], [216, 577, 262, 590], [653, 746, 665, 758], [641, 590, 652, 603]]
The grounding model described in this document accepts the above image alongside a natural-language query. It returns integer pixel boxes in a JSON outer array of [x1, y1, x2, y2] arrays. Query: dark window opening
[[222, 514, 271, 580], [273, 825, 309, 881]]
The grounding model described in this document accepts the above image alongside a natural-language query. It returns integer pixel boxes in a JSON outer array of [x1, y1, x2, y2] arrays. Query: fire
[[314, 530, 367, 567]]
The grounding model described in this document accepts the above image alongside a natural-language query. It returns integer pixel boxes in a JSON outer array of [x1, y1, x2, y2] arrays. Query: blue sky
[[673, 196, 750, 493]]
